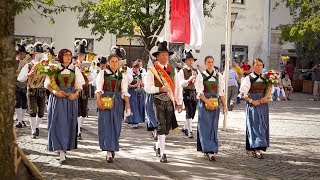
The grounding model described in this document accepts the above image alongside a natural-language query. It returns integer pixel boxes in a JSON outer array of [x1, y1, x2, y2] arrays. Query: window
[[74, 38, 94, 53], [221, 45, 248, 69], [14, 35, 52, 45], [116, 35, 145, 66], [232, 0, 245, 4]]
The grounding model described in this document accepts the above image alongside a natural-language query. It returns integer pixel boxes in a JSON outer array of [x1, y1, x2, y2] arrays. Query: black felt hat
[[15, 39, 27, 54], [97, 56, 107, 66], [42, 42, 56, 56], [75, 39, 87, 54], [182, 49, 197, 62], [34, 42, 44, 53], [111, 45, 126, 59], [152, 41, 174, 57]]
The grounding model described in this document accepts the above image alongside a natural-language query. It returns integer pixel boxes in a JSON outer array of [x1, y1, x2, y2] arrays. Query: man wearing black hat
[[178, 50, 198, 138], [18, 42, 47, 139], [145, 41, 183, 163], [15, 40, 30, 128], [75, 39, 94, 140]]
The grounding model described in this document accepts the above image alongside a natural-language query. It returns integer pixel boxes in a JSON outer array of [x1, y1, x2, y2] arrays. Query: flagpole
[[223, 0, 232, 131], [165, 0, 170, 43]]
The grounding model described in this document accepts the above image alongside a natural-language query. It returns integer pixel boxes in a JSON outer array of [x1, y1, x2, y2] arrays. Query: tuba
[[27, 62, 46, 89]]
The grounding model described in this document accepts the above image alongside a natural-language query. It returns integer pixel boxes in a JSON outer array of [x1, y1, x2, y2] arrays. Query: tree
[[77, 0, 215, 54], [276, 0, 320, 68], [1, 0, 75, 178]]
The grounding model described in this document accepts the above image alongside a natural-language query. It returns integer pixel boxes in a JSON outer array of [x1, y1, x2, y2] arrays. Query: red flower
[[49, 65, 55, 70]]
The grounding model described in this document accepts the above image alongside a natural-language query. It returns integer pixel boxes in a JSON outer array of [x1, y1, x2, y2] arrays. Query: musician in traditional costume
[[45, 49, 85, 163], [74, 39, 95, 140], [195, 56, 226, 161], [145, 41, 183, 163], [18, 42, 47, 139], [239, 58, 270, 159], [95, 54, 131, 163], [126, 62, 145, 128], [178, 50, 198, 138], [42, 43, 57, 99], [111, 45, 133, 84], [15, 40, 30, 128]]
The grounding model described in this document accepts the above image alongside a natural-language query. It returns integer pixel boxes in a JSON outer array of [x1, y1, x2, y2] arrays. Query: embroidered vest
[[56, 69, 76, 88], [183, 68, 196, 90], [153, 65, 175, 88], [103, 71, 122, 92], [249, 75, 267, 93], [202, 73, 219, 94]]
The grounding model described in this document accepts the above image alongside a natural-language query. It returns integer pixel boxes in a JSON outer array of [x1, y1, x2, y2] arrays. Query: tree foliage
[[77, 0, 215, 50], [276, 0, 320, 67]]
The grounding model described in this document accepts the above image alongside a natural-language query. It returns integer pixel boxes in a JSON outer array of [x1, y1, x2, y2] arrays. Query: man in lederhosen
[[18, 42, 47, 139], [15, 40, 30, 128], [75, 39, 94, 140], [178, 49, 198, 138], [145, 41, 183, 163]]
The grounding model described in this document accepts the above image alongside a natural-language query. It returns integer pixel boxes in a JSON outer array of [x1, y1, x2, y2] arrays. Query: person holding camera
[[282, 74, 294, 100], [311, 63, 320, 101]]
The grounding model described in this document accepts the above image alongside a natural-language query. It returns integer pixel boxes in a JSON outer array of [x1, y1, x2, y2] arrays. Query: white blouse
[[144, 64, 183, 105], [239, 72, 265, 98], [44, 64, 85, 90], [178, 66, 196, 88], [95, 68, 130, 98], [195, 69, 225, 99]]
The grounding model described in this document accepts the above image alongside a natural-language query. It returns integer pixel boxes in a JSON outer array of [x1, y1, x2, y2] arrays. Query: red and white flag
[[169, 0, 204, 49]]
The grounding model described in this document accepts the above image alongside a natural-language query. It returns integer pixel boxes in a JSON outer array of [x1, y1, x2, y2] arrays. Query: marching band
[[14, 39, 270, 164]]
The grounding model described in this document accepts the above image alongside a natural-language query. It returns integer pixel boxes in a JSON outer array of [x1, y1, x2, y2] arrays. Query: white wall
[[270, 0, 293, 29]]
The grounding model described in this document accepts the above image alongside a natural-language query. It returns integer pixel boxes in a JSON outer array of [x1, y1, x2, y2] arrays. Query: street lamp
[[231, 13, 238, 28]]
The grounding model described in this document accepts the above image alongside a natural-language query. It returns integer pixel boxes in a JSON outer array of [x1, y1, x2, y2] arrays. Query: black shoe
[[160, 154, 167, 163], [15, 122, 23, 128], [154, 145, 161, 157], [106, 157, 113, 163], [111, 151, 115, 158], [188, 132, 194, 139], [209, 155, 216, 161], [32, 133, 37, 139], [35, 128, 39, 136], [22, 121, 26, 127], [59, 159, 67, 164], [78, 133, 82, 140], [181, 129, 188, 136]]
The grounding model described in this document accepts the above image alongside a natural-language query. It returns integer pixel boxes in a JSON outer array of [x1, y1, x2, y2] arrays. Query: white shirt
[[17, 63, 31, 83], [178, 66, 196, 88], [95, 68, 130, 98], [144, 64, 183, 105], [195, 69, 225, 98], [44, 64, 85, 90], [239, 72, 265, 98]]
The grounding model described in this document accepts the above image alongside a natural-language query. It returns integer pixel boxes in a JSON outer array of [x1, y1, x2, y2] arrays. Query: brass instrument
[[81, 52, 97, 76], [17, 54, 31, 75], [27, 62, 46, 89]]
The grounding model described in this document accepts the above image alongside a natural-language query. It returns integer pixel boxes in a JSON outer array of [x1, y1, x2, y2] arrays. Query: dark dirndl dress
[[126, 88, 145, 124], [47, 86, 78, 152], [197, 93, 220, 154], [98, 92, 124, 151], [145, 93, 158, 131]]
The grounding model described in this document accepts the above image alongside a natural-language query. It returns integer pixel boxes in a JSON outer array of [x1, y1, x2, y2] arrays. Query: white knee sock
[[59, 150, 66, 161], [81, 116, 85, 127], [15, 108, 22, 123], [77, 117, 82, 133], [106, 151, 112, 158], [156, 138, 160, 149], [29, 117, 37, 134], [21, 109, 27, 122], [188, 118, 193, 132], [158, 135, 166, 156], [36, 117, 42, 128], [184, 118, 189, 130]]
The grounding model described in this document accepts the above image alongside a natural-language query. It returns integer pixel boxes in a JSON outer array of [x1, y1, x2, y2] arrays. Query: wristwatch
[[248, 99, 253, 103]]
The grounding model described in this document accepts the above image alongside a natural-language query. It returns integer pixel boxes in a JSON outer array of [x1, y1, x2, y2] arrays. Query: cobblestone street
[[16, 93, 320, 179]]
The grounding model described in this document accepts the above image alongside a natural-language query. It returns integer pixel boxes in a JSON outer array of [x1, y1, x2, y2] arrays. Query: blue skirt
[[98, 92, 124, 151], [197, 93, 220, 153], [145, 93, 157, 131], [47, 87, 78, 152], [246, 93, 269, 151], [126, 88, 145, 124]]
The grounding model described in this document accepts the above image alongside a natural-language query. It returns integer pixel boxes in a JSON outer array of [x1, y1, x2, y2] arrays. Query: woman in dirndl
[[96, 54, 130, 163], [45, 49, 85, 164], [239, 58, 269, 159], [195, 56, 226, 161], [126, 62, 145, 128]]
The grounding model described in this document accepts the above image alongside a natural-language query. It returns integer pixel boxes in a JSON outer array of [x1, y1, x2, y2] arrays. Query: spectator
[[227, 66, 238, 111], [272, 81, 287, 101], [240, 59, 251, 77], [282, 74, 293, 100], [232, 59, 243, 104], [284, 61, 295, 80], [311, 63, 320, 101]]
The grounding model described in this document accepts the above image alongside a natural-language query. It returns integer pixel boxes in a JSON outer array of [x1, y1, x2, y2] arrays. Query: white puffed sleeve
[[75, 67, 85, 90], [44, 76, 51, 89], [121, 75, 130, 99], [218, 73, 225, 96], [178, 69, 189, 88], [174, 69, 183, 105], [144, 69, 160, 94], [17, 63, 29, 83], [195, 72, 204, 99], [239, 76, 251, 98], [95, 70, 105, 93]]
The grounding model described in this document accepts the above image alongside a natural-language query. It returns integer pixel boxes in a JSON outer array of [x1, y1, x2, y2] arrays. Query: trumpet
[[81, 52, 97, 76]]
